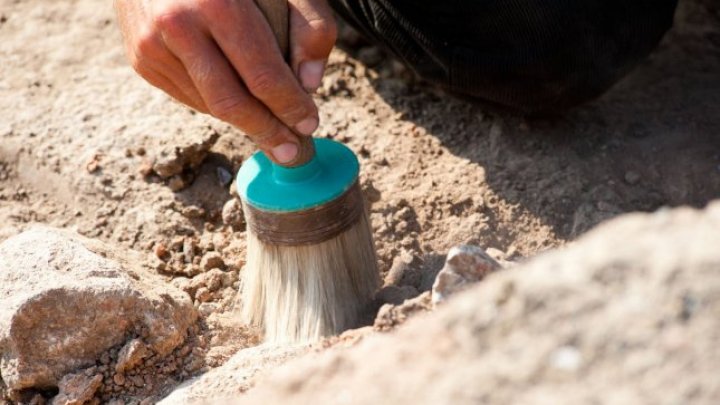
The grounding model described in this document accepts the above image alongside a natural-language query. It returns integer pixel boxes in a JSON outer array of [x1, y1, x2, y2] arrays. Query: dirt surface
[[1, 0, 719, 403]]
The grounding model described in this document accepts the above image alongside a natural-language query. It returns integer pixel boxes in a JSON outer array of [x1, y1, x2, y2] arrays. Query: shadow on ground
[[339, 0, 720, 240]]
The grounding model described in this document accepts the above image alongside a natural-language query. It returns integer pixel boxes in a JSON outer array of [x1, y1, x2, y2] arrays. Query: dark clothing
[[329, 0, 678, 113]]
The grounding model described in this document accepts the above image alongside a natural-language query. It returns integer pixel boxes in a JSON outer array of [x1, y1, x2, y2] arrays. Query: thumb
[[288, 0, 337, 92]]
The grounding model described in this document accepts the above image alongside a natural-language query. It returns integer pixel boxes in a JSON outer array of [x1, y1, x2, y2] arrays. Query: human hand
[[114, 0, 336, 164]]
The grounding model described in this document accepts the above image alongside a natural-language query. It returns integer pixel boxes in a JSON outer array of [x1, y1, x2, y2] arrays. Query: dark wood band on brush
[[244, 182, 365, 245]]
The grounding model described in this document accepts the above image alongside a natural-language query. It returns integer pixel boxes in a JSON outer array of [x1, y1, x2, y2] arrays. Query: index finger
[[200, 0, 320, 136]]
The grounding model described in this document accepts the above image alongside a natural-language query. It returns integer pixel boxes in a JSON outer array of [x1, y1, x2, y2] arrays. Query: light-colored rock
[[199, 252, 225, 271], [0, 227, 197, 392], [431, 245, 501, 305], [50, 372, 102, 405], [229, 202, 720, 404], [221, 199, 244, 229], [115, 339, 150, 374], [157, 343, 309, 404]]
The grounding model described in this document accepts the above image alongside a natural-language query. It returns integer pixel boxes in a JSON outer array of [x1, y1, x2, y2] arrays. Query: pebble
[[200, 252, 225, 271], [167, 175, 186, 192], [221, 198, 245, 229], [116, 339, 150, 373], [195, 287, 212, 303], [216, 166, 233, 187], [113, 373, 126, 386], [153, 243, 168, 261], [431, 245, 502, 305], [138, 159, 154, 177]]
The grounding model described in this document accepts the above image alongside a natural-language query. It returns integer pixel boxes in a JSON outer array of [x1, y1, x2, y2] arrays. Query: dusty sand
[[0, 0, 718, 402]]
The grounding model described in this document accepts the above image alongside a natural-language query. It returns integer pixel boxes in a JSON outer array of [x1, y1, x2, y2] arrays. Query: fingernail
[[295, 117, 318, 136], [271, 142, 298, 163], [299, 60, 325, 91]]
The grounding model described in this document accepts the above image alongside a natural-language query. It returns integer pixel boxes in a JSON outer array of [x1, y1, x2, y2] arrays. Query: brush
[[235, 0, 379, 343]]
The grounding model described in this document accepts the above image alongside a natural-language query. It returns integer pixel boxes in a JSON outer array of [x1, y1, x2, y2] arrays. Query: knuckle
[[135, 29, 164, 58], [277, 103, 309, 124], [152, 6, 189, 35], [208, 95, 249, 121], [245, 68, 284, 96], [250, 117, 282, 144]]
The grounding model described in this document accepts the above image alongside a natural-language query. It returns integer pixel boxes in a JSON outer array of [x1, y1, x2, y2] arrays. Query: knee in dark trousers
[[330, 0, 678, 113]]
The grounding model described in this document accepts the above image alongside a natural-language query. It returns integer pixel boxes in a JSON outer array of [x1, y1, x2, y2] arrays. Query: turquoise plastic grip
[[236, 138, 359, 212]]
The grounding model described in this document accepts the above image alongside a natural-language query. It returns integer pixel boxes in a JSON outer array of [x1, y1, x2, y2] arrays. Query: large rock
[[0, 227, 197, 392], [231, 202, 720, 404]]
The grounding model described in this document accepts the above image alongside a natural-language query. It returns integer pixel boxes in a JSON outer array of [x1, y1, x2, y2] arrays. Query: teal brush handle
[[237, 138, 359, 212]]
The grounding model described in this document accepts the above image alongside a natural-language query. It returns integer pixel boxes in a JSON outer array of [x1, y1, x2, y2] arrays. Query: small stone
[[198, 302, 219, 316], [136, 147, 146, 156], [100, 352, 111, 365], [183, 238, 197, 263], [384, 251, 422, 289], [130, 375, 145, 388], [624, 170, 641, 185], [85, 154, 102, 174], [221, 199, 245, 229], [116, 339, 150, 374], [431, 245, 501, 306], [195, 287, 212, 303], [183, 357, 204, 373], [216, 166, 233, 187], [191, 268, 224, 294], [167, 175, 186, 192], [220, 271, 238, 288], [138, 159, 154, 177], [153, 243, 168, 261], [200, 252, 225, 271], [113, 373, 126, 386], [52, 372, 103, 405], [153, 156, 183, 179]]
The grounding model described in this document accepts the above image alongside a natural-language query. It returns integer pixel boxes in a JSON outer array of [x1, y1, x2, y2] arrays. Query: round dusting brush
[[236, 0, 379, 343]]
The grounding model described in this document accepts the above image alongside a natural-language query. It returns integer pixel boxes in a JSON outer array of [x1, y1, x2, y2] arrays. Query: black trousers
[[329, 0, 678, 113]]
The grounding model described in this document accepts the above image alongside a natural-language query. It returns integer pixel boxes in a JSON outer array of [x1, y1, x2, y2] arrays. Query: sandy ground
[[0, 0, 718, 402]]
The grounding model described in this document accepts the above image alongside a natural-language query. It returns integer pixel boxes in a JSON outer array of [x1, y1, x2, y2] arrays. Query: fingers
[[202, 0, 320, 136], [132, 26, 209, 112], [117, 0, 208, 112], [138, 65, 209, 113], [288, 0, 337, 91], [155, 6, 302, 164]]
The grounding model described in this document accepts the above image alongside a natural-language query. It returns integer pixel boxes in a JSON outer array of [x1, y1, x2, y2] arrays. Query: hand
[[114, 0, 337, 164]]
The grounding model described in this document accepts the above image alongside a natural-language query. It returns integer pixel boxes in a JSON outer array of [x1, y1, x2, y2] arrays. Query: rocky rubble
[[0, 227, 198, 402], [217, 202, 720, 405]]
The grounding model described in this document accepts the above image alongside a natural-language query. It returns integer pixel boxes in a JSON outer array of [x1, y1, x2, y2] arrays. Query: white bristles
[[239, 211, 379, 343]]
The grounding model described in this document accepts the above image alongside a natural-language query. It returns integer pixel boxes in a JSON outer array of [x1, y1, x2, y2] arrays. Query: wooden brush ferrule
[[243, 182, 365, 245]]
